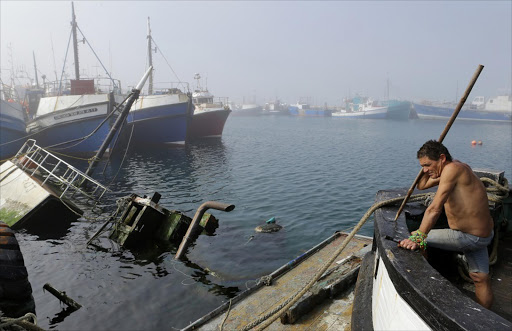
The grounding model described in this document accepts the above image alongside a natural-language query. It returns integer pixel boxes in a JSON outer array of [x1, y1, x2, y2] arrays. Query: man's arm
[[400, 165, 458, 250], [417, 171, 441, 190]]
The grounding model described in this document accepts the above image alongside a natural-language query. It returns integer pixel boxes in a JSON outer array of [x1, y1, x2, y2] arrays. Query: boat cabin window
[[194, 97, 213, 104]]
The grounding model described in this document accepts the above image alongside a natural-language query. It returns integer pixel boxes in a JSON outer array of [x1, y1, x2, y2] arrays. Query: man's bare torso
[[443, 161, 493, 237]]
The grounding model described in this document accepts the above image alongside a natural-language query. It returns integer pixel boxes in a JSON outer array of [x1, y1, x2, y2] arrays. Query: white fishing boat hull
[[332, 106, 387, 119]]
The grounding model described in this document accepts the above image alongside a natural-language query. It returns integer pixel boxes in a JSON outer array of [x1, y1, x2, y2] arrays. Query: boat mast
[[386, 75, 390, 101], [194, 73, 202, 92], [147, 17, 153, 95], [71, 2, 80, 80], [32, 51, 39, 88]]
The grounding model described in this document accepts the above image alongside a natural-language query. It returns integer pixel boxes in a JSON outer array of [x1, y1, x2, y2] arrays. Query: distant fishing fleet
[[1, 3, 511, 162]]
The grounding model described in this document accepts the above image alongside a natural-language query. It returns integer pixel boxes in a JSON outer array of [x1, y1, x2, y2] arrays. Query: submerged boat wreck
[[94, 193, 233, 250], [0, 139, 108, 231], [182, 169, 512, 330]]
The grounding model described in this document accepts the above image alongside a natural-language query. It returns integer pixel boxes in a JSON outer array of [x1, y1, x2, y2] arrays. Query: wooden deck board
[[199, 234, 372, 330]]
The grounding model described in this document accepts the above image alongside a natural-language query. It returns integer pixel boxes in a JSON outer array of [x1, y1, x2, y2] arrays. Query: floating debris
[[43, 283, 82, 311], [255, 218, 282, 233]]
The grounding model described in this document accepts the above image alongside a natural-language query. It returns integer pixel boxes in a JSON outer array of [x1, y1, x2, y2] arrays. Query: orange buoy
[[471, 140, 477, 146]]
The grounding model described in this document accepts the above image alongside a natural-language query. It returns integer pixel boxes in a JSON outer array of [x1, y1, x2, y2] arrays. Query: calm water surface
[[16, 116, 512, 330]]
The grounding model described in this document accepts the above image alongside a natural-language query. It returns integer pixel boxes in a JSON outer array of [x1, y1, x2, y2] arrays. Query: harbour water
[[15, 116, 512, 330]]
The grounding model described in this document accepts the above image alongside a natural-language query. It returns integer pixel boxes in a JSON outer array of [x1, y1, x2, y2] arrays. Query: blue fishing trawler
[[413, 95, 512, 123], [288, 102, 332, 117], [25, 3, 125, 157], [124, 18, 192, 147]]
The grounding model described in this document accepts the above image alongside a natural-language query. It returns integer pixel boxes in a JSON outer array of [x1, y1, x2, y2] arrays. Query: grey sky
[[1, 1, 511, 106]]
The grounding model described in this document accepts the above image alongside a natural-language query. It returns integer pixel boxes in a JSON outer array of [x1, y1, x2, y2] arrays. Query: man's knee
[[469, 272, 490, 284]]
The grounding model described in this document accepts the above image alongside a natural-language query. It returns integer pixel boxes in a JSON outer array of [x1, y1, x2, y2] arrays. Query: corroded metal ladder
[[14, 139, 109, 203]]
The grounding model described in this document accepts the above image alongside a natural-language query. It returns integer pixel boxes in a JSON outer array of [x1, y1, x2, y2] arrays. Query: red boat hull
[[187, 108, 231, 139]]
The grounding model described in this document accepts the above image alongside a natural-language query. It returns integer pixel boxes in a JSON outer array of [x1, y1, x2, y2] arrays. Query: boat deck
[[183, 233, 372, 330], [435, 233, 512, 323], [468, 233, 512, 321]]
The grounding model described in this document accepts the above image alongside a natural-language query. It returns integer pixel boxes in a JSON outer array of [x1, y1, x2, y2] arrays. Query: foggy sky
[[1, 1, 511, 106]]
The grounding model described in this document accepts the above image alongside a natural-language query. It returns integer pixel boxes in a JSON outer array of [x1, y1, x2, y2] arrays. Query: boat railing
[[151, 81, 191, 94], [1, 83, 21, 102], [13, 139, 109, 203], [217, 97, 229, 105], [42, 77, 123, 97]]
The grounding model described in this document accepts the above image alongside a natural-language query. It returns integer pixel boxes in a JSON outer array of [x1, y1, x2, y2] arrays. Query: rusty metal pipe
[[175, 201, 235, 260]]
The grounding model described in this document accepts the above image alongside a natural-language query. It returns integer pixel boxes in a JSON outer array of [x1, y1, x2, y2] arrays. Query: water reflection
[[87, 231, 241, 298], [98, 139, 230, 212]]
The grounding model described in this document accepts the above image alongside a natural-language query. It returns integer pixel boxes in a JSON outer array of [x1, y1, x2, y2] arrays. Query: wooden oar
[[394, 64, 484, 221]]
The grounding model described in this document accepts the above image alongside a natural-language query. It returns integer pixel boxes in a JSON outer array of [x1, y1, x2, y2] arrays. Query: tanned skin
[[399, 154, 494, 308]]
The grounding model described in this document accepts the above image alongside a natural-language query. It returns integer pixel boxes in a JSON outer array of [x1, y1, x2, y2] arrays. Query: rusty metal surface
[[199, 233, 372, 330]]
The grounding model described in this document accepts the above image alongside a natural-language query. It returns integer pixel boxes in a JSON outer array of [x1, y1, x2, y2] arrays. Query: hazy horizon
[[1, 1, 511, 106]]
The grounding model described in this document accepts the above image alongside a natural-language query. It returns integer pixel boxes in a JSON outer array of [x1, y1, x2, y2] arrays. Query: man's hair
[[417, 140, 453, 161]]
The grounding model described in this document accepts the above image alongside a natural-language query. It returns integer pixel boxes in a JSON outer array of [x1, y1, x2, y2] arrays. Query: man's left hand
[[399, 238, 419, 250]]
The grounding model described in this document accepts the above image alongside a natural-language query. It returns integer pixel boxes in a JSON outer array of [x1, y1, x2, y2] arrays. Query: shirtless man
[[399, 140, 494, 308]]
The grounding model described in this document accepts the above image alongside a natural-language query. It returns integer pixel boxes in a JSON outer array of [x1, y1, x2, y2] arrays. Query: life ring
[[0, 222, 36, 318]]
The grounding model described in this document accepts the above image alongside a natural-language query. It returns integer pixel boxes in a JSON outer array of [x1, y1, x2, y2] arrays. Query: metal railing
[[14, 139, 109, 203]]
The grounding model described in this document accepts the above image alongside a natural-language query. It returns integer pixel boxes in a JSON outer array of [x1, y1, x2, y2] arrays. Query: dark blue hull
[[0, 126, 26, 160], [126, 101, 189, 145], [0, 102, 27, 160], [30, 115, 114, 156], [413, 103, 511, 123], [386, 101, 412, 120]]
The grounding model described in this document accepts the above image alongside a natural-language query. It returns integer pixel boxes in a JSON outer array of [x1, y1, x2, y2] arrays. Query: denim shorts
[[427, 229, 494, 274]]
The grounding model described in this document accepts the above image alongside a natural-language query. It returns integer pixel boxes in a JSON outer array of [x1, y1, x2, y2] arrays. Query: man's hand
[[399, 238, 420, 250]]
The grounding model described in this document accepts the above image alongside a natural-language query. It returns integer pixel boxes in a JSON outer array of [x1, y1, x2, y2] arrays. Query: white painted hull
[[332, 106, 387, 119], [372, 250, 431, 330], [27, 94, 113, 130]]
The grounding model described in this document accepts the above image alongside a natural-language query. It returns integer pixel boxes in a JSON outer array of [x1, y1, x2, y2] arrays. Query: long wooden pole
[[394, 64, 484, 221]]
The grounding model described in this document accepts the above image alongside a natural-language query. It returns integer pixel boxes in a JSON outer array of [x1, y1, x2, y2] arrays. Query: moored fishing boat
[[332, 96, 387, 119], [125, 18, 192, 147], [0, 84, 27, 161], [187, 73, 231, 140], [230, 103, 263, 116], [263, 100, 289, 115], [127, 88, 191, 146], [413, 95, 512, 123], [385, 100, 412, 119], [288, 102, 332, 117], [25, 3, 125, 157], [26, 85, 123, 156]]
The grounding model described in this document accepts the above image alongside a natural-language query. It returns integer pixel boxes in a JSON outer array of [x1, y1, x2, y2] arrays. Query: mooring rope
[[240, 192, 433, 331], [239, 177, 509, 330], [0, 312, 44, 331]]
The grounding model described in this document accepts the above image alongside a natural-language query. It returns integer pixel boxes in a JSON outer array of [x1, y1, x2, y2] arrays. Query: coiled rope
[[240, 177, 509, 331]]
